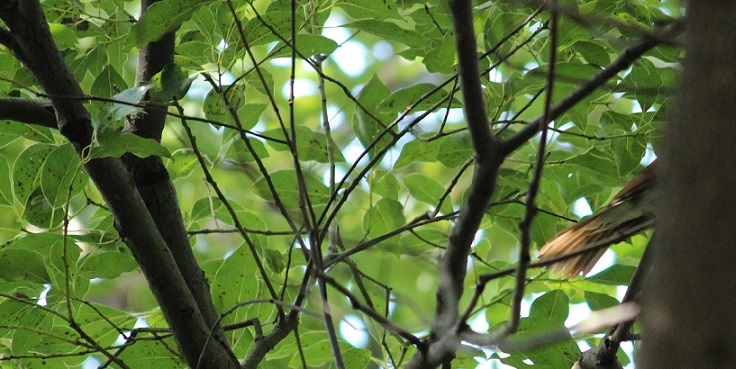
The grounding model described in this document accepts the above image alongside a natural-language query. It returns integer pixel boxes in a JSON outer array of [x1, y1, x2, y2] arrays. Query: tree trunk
[[641, 2, 736, 368]]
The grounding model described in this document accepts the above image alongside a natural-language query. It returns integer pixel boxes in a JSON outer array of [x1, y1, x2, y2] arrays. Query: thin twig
[[503, 0, 559, 336]]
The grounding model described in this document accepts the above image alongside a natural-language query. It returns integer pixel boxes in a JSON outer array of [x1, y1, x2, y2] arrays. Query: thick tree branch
[[119, 1, 236, 366], [0, 97, 56, 127], [408, 0, 504, 367], [642, 4, 736, 367], [0, 2, 236, 368]]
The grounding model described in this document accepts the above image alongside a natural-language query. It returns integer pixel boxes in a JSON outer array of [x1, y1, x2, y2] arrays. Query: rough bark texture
[[0, 2, 237, 368], [122, 0, 231, 355], [641, 2, 736, 368]]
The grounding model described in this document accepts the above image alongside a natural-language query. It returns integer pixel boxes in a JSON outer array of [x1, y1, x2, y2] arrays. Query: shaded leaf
[[263, 125, 345, 163], [135, 0, 214, 47], [149, 63, 194, 102], [253, 170, 330, 210], [586, 264, 637, 285], [363, 198, 406, 238]]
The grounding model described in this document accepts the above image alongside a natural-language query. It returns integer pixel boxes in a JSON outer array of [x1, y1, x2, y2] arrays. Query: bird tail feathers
[[539, 214, 653, 278]]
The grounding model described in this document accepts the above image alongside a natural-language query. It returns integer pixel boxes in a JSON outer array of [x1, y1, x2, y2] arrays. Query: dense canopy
[[0, 0, 682, 368]]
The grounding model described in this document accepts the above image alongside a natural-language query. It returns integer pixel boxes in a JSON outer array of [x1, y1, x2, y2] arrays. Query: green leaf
[[436, 133, 473, 167], [40, 143, 88, 208], [13, 144, 55, 204], [403, 173, 451, 212], [0, 119, 54, 144], [370, 170, 400, 200], [0, 248, 49, 283], [342, 346, 372, 369], [423, 32, 457, 73], [263, 125, 345, 163], [584, 291, 620, 311], [573, 40, 610, 66], [22, 187, 64, 229], [380, 83, 461, 114], [253, 170, 331, 210], [362, 198, 406, 238], [75, 302, 137, 347], [337, 0, 403, 21], [116, 337, 186, 368], [0, 158, 12, 205], [242, 11, 294, 47], [399, 228, 447, 256], [8, 233, 63, 253], [91, 65, 128, 98], [204, 84, 246, 121], [270, 34, 339, 58], [586, 264, 637, 285], [244, 68, 275, 98], [212, 244, 259, 326], [45, 240, 84, 297], [353, 74, 394, 159], [610, 134, 646, 175], [78, 251, 137, 279], [226, 137, 270, 164], [134, 0, 214, 47], [345, 20, 424, 48], [166, 149, 200, 178], [90, 128, 172, 159], [204, 89, 269, 133], [48, 23, 78, 49], [529, 290, 569, 323], [286, 333, 369, 367], [108, 83, 155, 120], [0, 299, 33, 338], [149, 63, 194, 102], [394, 138, 443, 169], [12, 306, 53, 355], [501, 317, 580, 368], [629, 58, 662, 112]]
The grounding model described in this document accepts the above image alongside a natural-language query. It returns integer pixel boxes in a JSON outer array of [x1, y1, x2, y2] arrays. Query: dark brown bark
[[121, 0, 232, 359], [0, 2, 237, 368], [641, 2, 736, 368]]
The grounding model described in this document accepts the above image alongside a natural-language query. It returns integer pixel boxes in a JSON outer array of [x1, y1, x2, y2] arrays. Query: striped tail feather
[[539, 204, 655, 278], [539, 161, 657, 278]]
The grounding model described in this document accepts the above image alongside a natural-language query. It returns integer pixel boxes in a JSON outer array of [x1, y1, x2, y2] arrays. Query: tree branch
[[574, 233, 656, 369], [119, 1, 236, 366], [0, 2, 236, 368], [500, 20, 685, 156], [0, 97, 56, 127], [407, 0, 504, 367]]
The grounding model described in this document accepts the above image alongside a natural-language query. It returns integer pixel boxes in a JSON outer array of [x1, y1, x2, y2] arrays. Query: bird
[[538, 160, 657, 278]]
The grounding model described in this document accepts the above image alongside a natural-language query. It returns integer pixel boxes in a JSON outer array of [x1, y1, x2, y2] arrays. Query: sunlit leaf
[[13, 144, 55, 204], [40, 144, 88, 208]]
